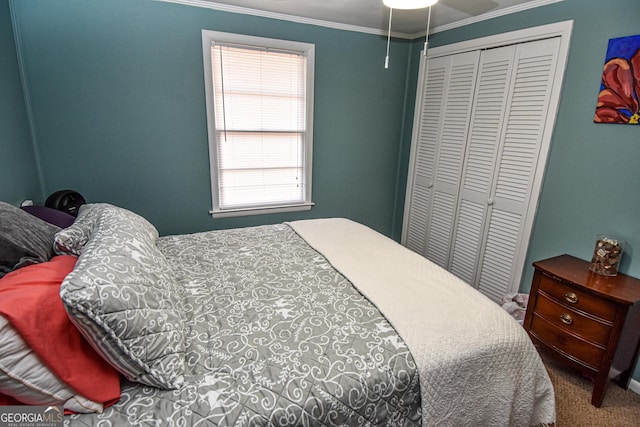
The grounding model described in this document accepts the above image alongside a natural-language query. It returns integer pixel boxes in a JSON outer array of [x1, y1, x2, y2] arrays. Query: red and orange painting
[[594, 34, 640, 125]]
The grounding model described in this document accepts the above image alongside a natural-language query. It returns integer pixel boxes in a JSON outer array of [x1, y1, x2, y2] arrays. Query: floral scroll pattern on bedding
[[67, 224, 421, 426]]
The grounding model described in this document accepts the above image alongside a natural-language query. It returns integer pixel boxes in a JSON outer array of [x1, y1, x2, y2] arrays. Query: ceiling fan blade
[[440, 0, 500, 16]]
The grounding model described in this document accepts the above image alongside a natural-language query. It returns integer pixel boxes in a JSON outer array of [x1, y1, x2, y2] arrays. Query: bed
[[0, 202, 555, 426]]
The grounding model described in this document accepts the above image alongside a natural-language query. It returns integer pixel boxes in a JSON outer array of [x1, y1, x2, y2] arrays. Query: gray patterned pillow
[[59, 204, 185, 389], [53, 204, 100, 255], [55, 203, 159, 255]]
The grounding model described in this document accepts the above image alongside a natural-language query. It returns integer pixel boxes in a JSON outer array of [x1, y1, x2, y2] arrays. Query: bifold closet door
[[403, 50, 480, 267], [448, 45, 516, 285], [473, 37, 561, 302], [403, 36, 562, 302]]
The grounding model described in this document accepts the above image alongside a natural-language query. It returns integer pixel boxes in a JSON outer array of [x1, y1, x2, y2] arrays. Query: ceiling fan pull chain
[[424, 6, 432, 56], [385, 8, 393, 68], [384, 1, 438, 67]]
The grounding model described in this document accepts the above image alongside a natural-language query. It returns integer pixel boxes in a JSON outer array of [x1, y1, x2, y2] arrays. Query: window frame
[[201, 30, 315, 218]]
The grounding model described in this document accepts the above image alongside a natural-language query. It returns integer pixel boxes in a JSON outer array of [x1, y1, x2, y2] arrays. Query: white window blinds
[[203, 33, 314, 217]]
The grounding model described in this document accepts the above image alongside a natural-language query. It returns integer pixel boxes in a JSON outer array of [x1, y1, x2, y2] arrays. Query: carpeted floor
[[543, 354, 640, 426]]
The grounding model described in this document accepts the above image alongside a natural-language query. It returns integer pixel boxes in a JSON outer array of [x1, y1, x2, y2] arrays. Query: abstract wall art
[[594, 34, 640, 125]]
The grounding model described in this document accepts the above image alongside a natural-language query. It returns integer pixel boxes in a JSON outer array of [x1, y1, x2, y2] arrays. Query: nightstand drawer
[[538, 274, 617, 321], [529, 313, 605, 369], [534, 293, 612, 345]]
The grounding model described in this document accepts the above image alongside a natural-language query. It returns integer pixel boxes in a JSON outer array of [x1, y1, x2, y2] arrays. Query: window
[[202, 30, 315, 218]]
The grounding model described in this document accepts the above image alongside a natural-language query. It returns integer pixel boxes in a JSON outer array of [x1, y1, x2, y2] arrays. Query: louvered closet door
[[449, 46, 516, 284], [475, 37, 561, 302], [403, 51, 480, 267], [403, 34, 564, 302], [403, 56, 448, 255]]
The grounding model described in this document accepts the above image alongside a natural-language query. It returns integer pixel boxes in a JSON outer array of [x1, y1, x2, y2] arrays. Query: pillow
[[55, 203, 159, 256], [0, 201, 60, 278], [0, 256, 121, 411], [21, 205, 76, 229], [59, 204, 185, 389], [0, 316, 103, 413]]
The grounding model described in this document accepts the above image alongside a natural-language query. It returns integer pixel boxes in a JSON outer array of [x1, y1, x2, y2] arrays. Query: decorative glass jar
[[589, 234, 625, 276]]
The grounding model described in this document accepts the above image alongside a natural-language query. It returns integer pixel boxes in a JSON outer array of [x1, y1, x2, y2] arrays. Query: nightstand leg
[[591, 374, 608, 407]]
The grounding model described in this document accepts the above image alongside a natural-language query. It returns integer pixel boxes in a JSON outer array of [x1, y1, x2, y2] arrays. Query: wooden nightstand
[[524, 254, 640, 407]]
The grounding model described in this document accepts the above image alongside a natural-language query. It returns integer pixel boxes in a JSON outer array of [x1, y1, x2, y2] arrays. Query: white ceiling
[[158, 0, 560, 38]]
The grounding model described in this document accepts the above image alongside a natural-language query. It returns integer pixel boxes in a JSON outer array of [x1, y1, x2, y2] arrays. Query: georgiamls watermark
[[0, 406, 63, 427]]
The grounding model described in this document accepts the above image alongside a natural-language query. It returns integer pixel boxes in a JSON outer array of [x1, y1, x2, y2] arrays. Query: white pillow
[[0, 316, 103, 413]]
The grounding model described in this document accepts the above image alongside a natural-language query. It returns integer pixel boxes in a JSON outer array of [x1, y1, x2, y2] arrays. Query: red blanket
[[0, 256, 120, 408]]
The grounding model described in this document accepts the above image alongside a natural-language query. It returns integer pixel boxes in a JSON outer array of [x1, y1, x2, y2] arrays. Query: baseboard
[[629, 378, 640, 394]]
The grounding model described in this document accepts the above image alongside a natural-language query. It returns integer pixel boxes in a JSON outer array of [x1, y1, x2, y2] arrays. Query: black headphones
[[45, 190, 86, 217]]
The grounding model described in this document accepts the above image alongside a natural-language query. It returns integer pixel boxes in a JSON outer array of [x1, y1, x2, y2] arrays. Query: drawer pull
[[565, 292, 579, 304], [560, 313, 573, 325]]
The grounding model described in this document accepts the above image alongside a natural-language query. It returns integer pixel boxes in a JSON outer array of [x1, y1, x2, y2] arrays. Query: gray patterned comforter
[[67, 224, 421, 426]]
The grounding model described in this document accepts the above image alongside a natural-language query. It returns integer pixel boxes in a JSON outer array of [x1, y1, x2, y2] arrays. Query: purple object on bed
[[21, 205, 76, 228]]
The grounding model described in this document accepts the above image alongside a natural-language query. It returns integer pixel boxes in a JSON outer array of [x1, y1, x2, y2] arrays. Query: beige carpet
[[543, 354, 640, 426]]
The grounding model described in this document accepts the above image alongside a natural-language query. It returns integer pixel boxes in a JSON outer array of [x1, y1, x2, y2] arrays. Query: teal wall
[[8, 0, 411, 237], [0, 0, 41, 205]]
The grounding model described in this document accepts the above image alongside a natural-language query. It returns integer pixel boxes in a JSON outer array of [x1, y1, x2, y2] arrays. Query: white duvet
[[289, 218, 555, 427]]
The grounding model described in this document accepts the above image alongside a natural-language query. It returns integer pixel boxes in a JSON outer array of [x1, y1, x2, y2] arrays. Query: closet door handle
[[487, 198, 494, 206], [427, 182, 434, 188]]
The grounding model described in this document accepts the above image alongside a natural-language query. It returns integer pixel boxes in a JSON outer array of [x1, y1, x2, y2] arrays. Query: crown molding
[[154, 0, 564, 40], [426, 0, 564, 36], [154, 0, 414, 39]]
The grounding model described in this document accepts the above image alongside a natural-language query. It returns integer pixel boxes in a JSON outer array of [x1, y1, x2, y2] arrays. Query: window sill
[[209, 202, 314, 219]]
